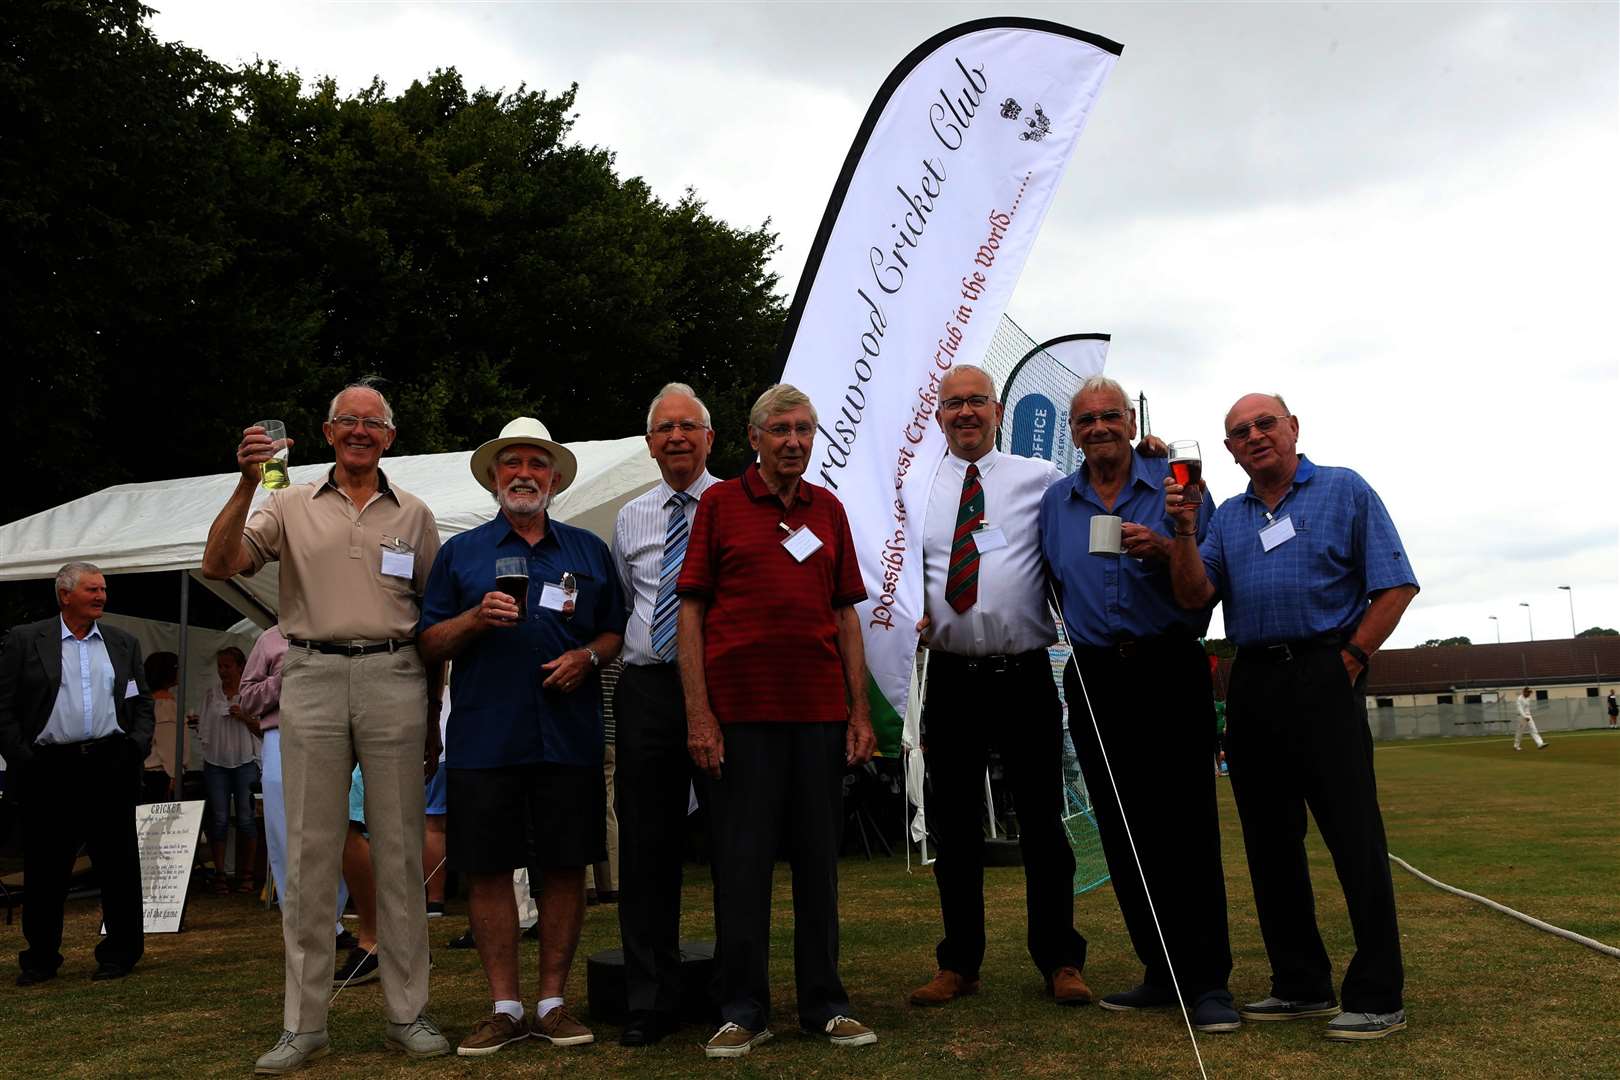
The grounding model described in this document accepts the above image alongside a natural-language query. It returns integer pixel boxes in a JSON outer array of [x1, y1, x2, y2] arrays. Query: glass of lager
[[1169, 440, 1202, 507], [257, 419, 291, 490]]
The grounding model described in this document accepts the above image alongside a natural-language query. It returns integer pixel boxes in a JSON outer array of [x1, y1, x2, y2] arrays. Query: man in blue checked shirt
[[419, 417, 626, 1057], [1167, 393, 1418, 1043]]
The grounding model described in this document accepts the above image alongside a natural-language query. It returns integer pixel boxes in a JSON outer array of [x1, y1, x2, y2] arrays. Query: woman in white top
[[192, 646, 262, 893]]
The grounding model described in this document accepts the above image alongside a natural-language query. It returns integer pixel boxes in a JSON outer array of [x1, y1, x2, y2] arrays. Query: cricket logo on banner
[[775, 19, 1122, 754]]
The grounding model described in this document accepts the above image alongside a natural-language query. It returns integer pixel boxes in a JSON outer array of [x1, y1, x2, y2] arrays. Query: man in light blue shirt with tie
[[609, 382, 720, 1047], [0, 562, 154, 986]]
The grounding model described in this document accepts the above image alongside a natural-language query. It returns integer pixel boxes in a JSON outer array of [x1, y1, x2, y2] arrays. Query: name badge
[[973, 524, 1008, 554], [1259, 515, 1296, 552], [539, 582, 571, 612], [125, 679, 140, 700], [782, 525, 824, 563], [380, 549, 415, 579]]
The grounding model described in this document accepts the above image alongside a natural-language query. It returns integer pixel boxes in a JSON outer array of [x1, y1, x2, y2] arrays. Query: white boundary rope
[[1049, 587, 1209, 1080], [1388, 854, 1620, 960], [330, 855, 449, 1003]]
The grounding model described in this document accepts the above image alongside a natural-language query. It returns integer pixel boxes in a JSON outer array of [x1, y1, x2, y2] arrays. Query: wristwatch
[[583, 646, 601, 668]]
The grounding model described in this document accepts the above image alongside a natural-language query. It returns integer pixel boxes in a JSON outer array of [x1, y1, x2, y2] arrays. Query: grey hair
[[327, 376, 395, 424], [55, 561, 102, 596], [645, 382, 713, 433], [1072, 375, 1133, 415], [940, 364, 998, 401], [748, 383, 817, 429]]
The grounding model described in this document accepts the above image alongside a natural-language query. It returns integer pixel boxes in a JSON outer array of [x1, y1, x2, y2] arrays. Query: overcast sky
[[146, 1, 1619, 649]]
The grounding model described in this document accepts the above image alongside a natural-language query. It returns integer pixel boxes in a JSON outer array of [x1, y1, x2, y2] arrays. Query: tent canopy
[[0, 438, 660, 626]]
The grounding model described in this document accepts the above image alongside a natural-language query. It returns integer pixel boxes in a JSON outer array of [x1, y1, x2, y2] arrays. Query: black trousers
[[615, 662, 705, 1017], [1227, 644, 1404, 1013], [708, 722, 848, 1032], [1068, 639, 1232, 998], [924, 650, 1085, 980], [18, 737, 146, 975]]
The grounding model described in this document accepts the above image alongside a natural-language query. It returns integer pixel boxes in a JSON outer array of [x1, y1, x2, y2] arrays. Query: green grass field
[[6, 731, 1618, 1078]]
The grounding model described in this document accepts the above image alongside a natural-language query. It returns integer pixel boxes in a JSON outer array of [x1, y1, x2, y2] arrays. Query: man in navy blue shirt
[[419, 418, 626, 1056], [1168, 393, 1418, 1043], [1039, 376, 1236, 1034]]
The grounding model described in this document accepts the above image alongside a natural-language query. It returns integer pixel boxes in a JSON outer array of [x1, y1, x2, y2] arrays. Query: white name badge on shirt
[[1259, 515, 1296, 553], [125, 679, 140, 699], [781, 525, 824, 563], [538, 582, 573, 612], [380, 549, 415, 579], [973, 525, 1008, 553]]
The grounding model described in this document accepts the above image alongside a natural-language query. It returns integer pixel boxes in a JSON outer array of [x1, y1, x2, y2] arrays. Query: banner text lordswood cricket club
[[777, 20, 1121, 752], [813, 58, 988, 491]]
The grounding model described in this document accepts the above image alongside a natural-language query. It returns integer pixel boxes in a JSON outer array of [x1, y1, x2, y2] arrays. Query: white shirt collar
[[945, 448, 1000, 476], [656, 469, 717, 505], [59, 616, 103, 642]]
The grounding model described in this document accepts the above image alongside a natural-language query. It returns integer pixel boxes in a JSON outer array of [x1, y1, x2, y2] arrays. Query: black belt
[[36, 734, 128, 755], [1071, 633, 1193, 661], [289, 638, 415, 657], [931, 648, 1049, 675], [1236, 635, 1342, 664]]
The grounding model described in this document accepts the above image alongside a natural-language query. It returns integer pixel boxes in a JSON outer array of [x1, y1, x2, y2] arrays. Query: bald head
[[1222, 392, 1299, 486]]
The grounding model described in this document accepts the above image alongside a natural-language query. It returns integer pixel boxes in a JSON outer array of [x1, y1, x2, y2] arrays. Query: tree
[[1576, 627, 1618, 638], [1417, 636, 1472, 648], [1, 2, 787, 625]]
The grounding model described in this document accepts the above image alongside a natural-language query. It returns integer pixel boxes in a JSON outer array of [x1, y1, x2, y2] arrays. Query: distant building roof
[[1211, 637, 1620, 697], [1365, 637, 1620, 695]]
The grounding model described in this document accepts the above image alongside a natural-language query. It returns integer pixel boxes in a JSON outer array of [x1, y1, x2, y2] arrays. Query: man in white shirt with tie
[[609, 382, 720, 1047], [908, 365, 1091, 1009]]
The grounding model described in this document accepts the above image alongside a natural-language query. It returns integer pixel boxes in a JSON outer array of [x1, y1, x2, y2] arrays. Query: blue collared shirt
[[1040, 451, 1214, 647], [419, 513, 627, 769], [1200, 455, 1418, 646], [38, 618, 122, 745]]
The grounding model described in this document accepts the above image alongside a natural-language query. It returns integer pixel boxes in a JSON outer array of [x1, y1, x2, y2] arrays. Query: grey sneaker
[[823, 1015, 878, 1047], [1240, 996, 1341, 1021], [705, 1021, 772, 1058], [254, 1030, 330, 1075], [385, 1014, 451, 1058], [1324, 1009, 1407, 1041]]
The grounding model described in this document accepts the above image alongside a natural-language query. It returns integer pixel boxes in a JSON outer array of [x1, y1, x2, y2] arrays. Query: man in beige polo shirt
[[202, 381, 448, 1073]]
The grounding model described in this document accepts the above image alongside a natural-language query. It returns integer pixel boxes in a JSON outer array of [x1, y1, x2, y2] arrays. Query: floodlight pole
[[1519, 602, 1533, 642], [1487, 615, 1500, 644], [1557, 585, 1575, 638]]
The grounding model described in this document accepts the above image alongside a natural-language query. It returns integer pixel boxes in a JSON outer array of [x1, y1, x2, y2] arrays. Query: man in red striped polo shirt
[[676, 383, 878, 1059]]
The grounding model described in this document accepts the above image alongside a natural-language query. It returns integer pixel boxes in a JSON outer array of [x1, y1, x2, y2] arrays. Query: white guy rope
[[330, 855, 449, 1003], [1389, 854, 1620, 960], [1049, 585, 1208, 1080]]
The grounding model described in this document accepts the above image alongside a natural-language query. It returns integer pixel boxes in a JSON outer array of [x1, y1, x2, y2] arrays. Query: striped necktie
[[946, 463, 984, 613], [649, 491, 693, 661]]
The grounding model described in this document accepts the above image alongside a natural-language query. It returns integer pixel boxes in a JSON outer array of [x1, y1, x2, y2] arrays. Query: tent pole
[[983, 769, 997, 839], [174, 570, 190, 796]]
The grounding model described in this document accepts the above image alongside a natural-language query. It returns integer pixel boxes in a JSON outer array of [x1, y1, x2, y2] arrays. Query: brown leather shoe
[[1048, 966, 1093, 1006], [909, 969, 980, 1006]]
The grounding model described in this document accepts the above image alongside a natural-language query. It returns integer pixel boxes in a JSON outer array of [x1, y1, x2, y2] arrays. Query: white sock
[[538, 996, 564, 1018], [494, 1000, 523, 1021]]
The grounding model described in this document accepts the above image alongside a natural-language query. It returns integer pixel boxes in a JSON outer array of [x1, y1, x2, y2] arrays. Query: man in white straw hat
[[419, 416, 626, 1056]]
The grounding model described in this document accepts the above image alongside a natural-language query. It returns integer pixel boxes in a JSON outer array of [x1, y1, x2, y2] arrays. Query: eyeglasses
[[761, 422, 815, 439], [651, 420, 708, 436], [329, 415, 393, 432], [940, 394, 992, 412], [1069, 409, 1126, 428], [1225, 414, 1289, 441]]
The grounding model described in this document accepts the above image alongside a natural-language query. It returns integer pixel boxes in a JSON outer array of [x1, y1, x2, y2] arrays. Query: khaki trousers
[[280, 645, 429, 1031]]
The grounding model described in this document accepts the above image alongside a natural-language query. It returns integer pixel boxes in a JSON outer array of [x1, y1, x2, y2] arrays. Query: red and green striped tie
[[946, 463, 984, 613]]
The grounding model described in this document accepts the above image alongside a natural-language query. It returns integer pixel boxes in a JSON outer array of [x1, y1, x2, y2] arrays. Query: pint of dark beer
[[494, 557, 529, 622]]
